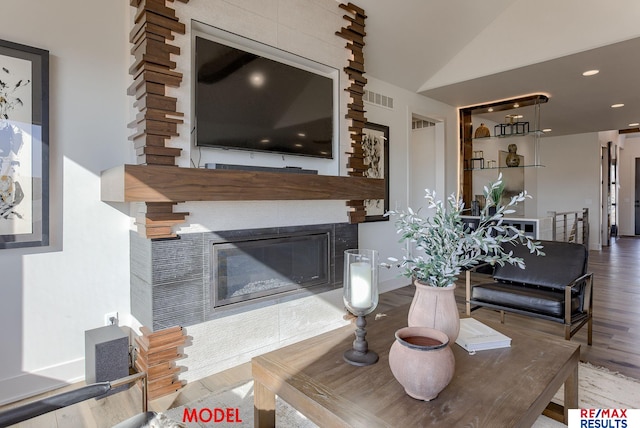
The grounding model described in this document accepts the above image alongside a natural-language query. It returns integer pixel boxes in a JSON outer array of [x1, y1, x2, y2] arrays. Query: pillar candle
[[350, 262, 372, 308]]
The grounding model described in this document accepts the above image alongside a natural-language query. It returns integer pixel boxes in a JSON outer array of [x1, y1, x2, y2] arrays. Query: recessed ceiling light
[[582, 70, 599, 76], [611, 103, 625, 108], [487, 108, 494, 112], [513, 103, 520, 108], [629, 123, 640, 127], [542, 128, 552, 133]]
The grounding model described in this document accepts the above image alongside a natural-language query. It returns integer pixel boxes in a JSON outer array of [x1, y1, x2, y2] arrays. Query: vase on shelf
[[407, 281, 460, 343], [506, 143, 520, 167], [389, 326, 455, 401]]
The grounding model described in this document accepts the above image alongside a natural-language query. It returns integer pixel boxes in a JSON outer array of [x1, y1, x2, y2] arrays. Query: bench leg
[[500, 310, 505, 323]]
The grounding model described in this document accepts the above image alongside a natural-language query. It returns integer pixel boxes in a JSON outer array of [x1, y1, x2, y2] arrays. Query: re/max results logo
[[568, 409, 640, 428]]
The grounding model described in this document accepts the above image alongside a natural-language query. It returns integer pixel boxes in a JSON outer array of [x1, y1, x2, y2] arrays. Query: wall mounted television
[[193, 26, 338, 160]]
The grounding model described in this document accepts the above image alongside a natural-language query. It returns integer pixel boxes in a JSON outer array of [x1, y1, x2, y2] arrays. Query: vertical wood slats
[[128, 0, 189, 239], [336, 3, 368, 223]]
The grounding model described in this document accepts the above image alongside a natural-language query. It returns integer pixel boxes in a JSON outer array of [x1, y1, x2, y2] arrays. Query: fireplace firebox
[[213, 233, 329, 307]]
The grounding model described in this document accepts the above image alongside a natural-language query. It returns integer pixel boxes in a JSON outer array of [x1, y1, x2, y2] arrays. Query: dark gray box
[[85, 325, 129, 397]]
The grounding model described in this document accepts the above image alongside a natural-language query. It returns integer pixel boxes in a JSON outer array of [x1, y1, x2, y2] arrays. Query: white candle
[[350, 262, 372, 308]]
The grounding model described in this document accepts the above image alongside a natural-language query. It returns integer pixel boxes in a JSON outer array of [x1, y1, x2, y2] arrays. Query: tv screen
[[194, 35, 335, 159]]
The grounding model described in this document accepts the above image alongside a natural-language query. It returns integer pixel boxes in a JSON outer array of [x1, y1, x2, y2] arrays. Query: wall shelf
[[100, 164, 386, 203]]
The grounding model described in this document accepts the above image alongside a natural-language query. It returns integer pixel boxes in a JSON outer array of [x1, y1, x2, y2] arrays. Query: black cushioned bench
[[465, 240, 593, 344]]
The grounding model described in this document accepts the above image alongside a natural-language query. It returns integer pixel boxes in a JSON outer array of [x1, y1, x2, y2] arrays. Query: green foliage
[[386, 174, 544, 287]]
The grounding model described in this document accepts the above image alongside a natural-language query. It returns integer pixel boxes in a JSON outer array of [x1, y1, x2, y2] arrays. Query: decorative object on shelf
[[494, 123, 511, 136], [487, 160, 497, 169], [499, 150, 525, 216], [343, 248, 379, 366], [513, 121, 529, 134], [389, 326, 454, 401], [474, 123, 490, 138], [0, 39, 49, 249], [386, 175, 544, 342], [362, 122, 389, 222], [470, 159, 484, 169], [471, 151, 484, 169], [506, 143, 521, 167]]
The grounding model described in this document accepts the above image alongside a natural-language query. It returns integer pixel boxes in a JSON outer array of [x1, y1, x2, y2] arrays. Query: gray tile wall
[[130, 223, 357, 331]]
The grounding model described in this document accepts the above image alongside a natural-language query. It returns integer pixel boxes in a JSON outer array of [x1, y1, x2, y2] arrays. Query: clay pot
[[389, 326, 455, 401], [408, 281, 460, 343]]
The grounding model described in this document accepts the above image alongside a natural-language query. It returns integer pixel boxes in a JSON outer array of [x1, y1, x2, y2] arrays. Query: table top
[[252, 304, 580, 427]]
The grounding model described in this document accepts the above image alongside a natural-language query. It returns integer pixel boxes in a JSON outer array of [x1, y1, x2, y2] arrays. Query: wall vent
[[364, 90, 394, 110], [412, 119, 436, 130]]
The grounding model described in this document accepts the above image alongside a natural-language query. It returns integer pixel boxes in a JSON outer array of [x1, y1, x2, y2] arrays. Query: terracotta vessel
[[389, 326, 455, 401], [408, 281, 460, 343]]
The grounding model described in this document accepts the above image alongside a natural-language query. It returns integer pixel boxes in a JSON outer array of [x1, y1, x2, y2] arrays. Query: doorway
[[409, 117, 437, 212]]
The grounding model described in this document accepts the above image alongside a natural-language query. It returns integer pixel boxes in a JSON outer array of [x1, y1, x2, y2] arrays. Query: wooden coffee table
[[252, 304, 579, 427]]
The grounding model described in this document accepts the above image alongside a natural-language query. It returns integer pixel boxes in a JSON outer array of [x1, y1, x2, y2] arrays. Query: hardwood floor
[[2, 236, 639, 427]]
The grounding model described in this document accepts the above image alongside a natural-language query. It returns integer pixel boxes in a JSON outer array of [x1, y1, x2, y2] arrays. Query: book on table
[[455, 318, 511, 352]]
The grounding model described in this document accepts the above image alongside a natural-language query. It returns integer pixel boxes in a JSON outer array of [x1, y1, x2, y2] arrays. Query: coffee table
[[252, 304, 579, 427]]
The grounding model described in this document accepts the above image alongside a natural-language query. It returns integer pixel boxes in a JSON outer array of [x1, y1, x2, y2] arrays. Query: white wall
[[356, 76, 457, 291], [0, 0, 131, 404], [537, 133, 601, 249]]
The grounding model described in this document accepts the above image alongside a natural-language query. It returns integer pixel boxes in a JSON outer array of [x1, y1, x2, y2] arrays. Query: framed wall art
[[0, 39, 49, 249], [362, 122, 389, 222]]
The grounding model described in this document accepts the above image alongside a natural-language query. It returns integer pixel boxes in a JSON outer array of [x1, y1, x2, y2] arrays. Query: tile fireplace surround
[[130, 223, 358, 331]]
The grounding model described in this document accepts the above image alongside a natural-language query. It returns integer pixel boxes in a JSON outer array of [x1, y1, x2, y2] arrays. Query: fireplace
[[212, 233, 329, 308], [131, 223, 357, 330]]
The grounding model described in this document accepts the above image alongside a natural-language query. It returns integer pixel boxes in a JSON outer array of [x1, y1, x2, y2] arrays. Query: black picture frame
[[0, 40, 49, 249], [362, 122, 389, 222]]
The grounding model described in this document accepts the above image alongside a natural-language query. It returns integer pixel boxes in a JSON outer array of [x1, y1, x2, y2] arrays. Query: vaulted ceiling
[[354, 0, 640, 137]]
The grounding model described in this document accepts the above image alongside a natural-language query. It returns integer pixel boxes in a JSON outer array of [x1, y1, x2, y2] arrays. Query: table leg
[[564, 359, 579, 423], [254, 379, 276, 428]]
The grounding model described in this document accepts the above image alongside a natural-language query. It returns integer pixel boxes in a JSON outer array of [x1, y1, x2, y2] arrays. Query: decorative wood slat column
[[128, 0, 190, 239], [336, 2, 368, 224]]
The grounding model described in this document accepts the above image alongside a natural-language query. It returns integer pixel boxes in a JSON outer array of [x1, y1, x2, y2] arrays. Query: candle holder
[[343, 249, 379, 366]]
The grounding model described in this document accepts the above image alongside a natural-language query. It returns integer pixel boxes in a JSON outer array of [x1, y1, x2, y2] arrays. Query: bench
[[465, 240, 593, 344]]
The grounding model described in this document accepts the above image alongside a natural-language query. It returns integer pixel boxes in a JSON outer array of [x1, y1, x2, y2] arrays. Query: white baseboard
[[0, 358, 84, 407]]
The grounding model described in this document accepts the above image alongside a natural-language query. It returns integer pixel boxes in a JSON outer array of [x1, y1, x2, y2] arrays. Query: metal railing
[[548, 208, 589, 250]]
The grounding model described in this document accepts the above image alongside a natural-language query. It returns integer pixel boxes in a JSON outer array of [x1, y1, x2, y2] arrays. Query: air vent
[[412, 119, 436, 129], [364, 90, 394, 110]]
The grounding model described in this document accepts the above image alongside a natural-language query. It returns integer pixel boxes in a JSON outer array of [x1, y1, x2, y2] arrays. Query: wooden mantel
[[101, 164, 385, 203]]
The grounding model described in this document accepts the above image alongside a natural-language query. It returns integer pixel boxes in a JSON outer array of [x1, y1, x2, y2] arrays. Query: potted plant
[[386, 174, 544, 342]]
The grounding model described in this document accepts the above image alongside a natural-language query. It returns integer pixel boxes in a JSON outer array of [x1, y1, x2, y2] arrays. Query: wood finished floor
[[2, 236, 639, 427]]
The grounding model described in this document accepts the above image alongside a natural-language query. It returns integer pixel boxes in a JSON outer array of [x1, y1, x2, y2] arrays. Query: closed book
[[455, 318, 511, 352]]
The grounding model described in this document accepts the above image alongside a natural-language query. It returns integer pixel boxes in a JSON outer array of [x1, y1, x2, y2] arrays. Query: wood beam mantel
[[101, 165, 385, 203]]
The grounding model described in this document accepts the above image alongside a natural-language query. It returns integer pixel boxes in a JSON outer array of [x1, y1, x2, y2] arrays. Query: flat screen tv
[[194, 32, 337, 159]]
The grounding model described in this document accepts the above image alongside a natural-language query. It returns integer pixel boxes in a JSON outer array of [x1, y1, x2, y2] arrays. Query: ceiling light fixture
[[611, 103, 624, 108], [629, 123, 640, 127], [542, 128, 552, 133], [513, 103, 520, 108], [582, 69, 599, 76]]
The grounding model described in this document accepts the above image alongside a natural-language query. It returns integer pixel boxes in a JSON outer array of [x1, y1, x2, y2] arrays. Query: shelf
[[465, 164, 545, 171], [100, 164, 386, 203], [473, 131, 545, 142]]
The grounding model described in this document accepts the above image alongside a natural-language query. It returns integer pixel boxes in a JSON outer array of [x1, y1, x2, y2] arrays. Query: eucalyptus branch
[[386, 174, 544, 287]]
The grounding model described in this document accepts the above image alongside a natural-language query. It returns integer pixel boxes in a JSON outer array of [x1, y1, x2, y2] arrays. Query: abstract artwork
[[0, 39, 49, 248], [362, 122, 389, 222]]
